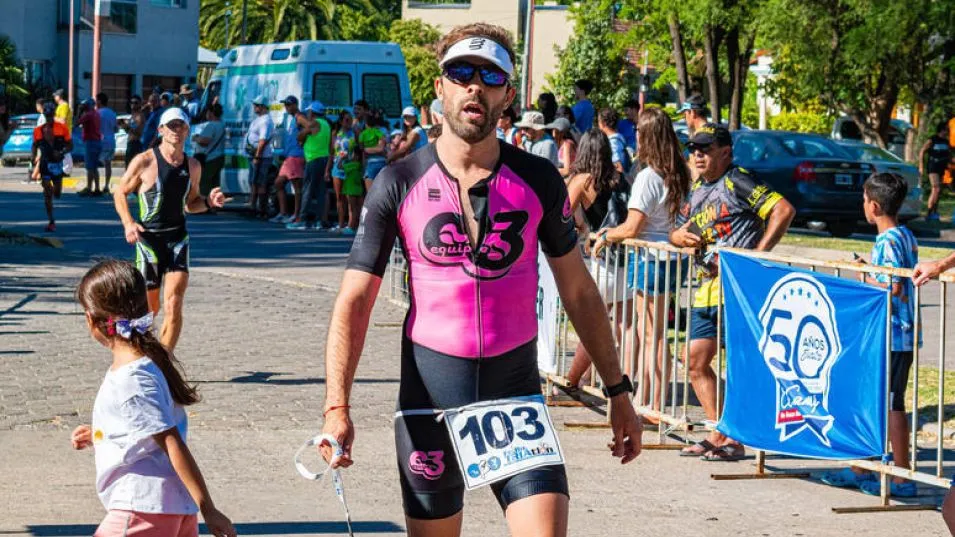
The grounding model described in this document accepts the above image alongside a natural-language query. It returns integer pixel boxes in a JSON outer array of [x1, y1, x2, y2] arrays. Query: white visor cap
[[159, 107, 190, 127], [439, 37, 514, 78]]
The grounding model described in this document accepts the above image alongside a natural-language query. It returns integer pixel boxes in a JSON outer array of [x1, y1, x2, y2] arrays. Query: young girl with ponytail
[[71, 259, 236, 537]]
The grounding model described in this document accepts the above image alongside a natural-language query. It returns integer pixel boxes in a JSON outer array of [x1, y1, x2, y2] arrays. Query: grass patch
[[913, 367, 955, 428], [779, 234, 951, 260]]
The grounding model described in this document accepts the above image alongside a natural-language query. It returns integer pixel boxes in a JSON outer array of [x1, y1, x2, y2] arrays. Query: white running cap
[[439, 37, 514, 78], [159, 107, 190, 127]]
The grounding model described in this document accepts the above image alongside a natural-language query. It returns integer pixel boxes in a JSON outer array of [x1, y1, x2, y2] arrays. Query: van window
[[312, 73, 352, 110], [271, 49, 291, 61], [363, 74, 401, 118], [197, 80, 221, 121]]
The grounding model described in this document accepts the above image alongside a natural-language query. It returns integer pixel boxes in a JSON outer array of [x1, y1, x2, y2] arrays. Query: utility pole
[[68, 0, 75, 111], [523, 0, 535, 108], [241, 0, 248, 45], [225, 2, 232, 49], [92, 0, 105, 98]]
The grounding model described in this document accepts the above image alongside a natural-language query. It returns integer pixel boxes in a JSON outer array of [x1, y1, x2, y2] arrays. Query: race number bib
[[443, 395, 564, 490]]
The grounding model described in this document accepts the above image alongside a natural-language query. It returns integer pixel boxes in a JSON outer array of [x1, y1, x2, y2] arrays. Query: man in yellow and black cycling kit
[[669, 123, 795, 461]]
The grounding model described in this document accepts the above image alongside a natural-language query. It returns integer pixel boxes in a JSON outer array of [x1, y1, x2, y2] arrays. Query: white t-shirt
[[196, 120, 226, 160], [91, 357, 196, 515], [628, 166, 675, 256], [246, 113, 274, 158]]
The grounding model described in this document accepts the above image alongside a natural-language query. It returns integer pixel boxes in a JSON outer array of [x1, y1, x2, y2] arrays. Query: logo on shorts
[[419, 211, 529, 280], [408, 450, 445, 480], [759, 273, 841, 446]]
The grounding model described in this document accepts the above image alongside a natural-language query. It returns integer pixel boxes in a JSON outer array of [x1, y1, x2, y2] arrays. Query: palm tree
[[0, 35, 28, 102], [200, 0, 380, 50]]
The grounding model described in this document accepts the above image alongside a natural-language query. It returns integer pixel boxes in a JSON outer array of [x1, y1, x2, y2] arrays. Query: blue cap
[[307, 101, 325, 114], [161, 91, 174, 102], [251, 94, 269, 107]]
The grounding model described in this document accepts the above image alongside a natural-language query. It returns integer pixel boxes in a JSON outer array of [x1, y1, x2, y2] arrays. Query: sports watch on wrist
[[602, 375, 633, 398]]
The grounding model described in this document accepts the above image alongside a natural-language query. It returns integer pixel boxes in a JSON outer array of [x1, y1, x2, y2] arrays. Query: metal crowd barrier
[[387, 245, 410, 306]]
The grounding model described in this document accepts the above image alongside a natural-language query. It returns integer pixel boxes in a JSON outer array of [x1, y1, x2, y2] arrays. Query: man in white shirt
[[515, 110, 559, 167], [96, 93, 118, 192], [246, 95, 274, 218]]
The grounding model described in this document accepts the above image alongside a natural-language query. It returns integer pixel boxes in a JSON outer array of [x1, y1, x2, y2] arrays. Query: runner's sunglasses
[[442, 61, 510, 88]]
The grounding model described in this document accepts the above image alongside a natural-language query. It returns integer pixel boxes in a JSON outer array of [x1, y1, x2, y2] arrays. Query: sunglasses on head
[[442, 61, 509, 88]]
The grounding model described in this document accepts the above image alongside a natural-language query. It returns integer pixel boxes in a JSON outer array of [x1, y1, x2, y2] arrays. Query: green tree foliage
[[546, 0, 639, 110], [761, 0, 944, 147], [335, 5, 391, 42], [199, 0, 383, 50], [0, 35, 28, 103], [389, 19, 443, 107]]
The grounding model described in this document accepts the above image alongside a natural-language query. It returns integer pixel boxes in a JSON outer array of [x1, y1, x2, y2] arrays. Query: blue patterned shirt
[[871, 225, 918, 351]]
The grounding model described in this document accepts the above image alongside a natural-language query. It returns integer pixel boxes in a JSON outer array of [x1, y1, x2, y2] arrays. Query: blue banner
[[717, 251, 887, 459]]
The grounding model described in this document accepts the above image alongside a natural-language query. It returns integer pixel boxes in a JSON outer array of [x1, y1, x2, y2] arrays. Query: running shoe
[[341, 227, 356, 236], [44, 222, 56, 232], [269, 214, 287, 224], [77, 188, 92, 197], [926, 213, 940, 222], [328, 224, 341, 233], [286, 221, 309, 230], [859, 479, 918, 498], [281, 215, 297, 224]]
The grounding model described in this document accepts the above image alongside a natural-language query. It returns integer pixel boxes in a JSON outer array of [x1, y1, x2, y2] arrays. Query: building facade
[[0, 0, 199, 113]]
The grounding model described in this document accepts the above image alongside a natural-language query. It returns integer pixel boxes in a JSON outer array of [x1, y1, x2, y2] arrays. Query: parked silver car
[[833, 139, 922, 222], [831, 116, 912, 160]]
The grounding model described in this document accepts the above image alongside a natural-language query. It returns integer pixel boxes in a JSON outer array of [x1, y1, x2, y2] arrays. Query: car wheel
[[0, 158, 16, 167], [827, 221, 855, 238]]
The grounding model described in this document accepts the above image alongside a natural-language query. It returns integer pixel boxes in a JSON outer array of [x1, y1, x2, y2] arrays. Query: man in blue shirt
[[598, 107, 631, 175], [141, 93, 165, 148], [571, 79, 595, 132], [180, 84, 200, 123], [617, 99, 639, 154]]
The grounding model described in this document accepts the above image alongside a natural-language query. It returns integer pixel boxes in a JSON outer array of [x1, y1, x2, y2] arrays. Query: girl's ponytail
[[131, 330, 200, 406]]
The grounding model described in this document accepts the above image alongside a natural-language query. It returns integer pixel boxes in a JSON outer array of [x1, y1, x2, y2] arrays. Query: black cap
[[687, 123, 732, 149], [53, 89, 65, 99], [281, 95, 298, 105], [678, 94, 707, 113]]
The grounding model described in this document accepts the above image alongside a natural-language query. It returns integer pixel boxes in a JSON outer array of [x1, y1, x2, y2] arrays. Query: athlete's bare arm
[[184, 157, 226, 213], [321, 269, 383, 468], [547, 248, 643, 464], [114, 152, 151, 244]]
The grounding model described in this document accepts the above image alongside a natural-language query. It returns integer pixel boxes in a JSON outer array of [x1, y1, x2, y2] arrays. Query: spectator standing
[[359, 109, 389, 193], [598, 108, 632, 175], [557, 104, 582, 143], [669, 123, 795, 461], [388, 106, 428, 161], [678, 94, 709, 135], [353, 99, 370, 132], [288, 101, 333, 230], [245, 94, 275, 218], [820, 173, 919, 497], [919, 121, 950, 221], [572, 79, 595, 132], [77, 99, 103, 196], [96, 93, 118, 192], [618, 99, 639, 155], [192, 103, 226, 198], [179, 84, 200, 123], [551, 117, 576, 177], [142, 93, 165, 149], [589, 107, 692, 419], [516, 110, 559, 167], [537, 92, 558, 124], [270, 96, 307, 223], [496, 107, 519, 145], [330, 110, 362, 234], [53, 89, 72, 131], [124, 95, 146, 166]]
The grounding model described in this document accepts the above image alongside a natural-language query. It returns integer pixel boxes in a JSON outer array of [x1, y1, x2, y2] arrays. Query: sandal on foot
[[859, 480, 917, 498], [701, 444, 746, 461], [819, 467, 875, 488], [679, 439, 717, 457]]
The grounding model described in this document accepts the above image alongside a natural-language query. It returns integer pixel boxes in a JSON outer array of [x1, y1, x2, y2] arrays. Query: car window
[[862, 146, 903, 163], [733, 135, 769, 165], [780, 137, 850, 158]]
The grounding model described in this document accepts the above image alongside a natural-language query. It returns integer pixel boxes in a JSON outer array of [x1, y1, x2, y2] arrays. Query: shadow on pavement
[[197, 371, 399, 386], [22, 521, 405, 535]]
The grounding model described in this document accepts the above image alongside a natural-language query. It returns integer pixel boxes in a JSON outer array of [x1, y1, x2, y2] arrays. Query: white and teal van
[[198, 41, 413, 195]]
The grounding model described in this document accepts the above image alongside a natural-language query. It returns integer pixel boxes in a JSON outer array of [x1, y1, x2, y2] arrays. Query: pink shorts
[[279, 156, 306, 179], [94, 510, 198, 537]]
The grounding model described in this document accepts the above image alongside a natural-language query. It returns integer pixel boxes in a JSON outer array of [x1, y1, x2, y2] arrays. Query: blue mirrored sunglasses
[[443, 61, 509, 88]]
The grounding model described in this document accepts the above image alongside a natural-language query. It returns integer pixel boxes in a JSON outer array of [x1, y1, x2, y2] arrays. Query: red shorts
[[279, 156, 306, 179], [94, 510, 198, 537]]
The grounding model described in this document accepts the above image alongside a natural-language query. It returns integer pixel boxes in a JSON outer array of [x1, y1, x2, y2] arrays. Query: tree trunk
[[703, 24, 723, 123], [728, 32, 756, 131], [668, 12, 690, 104]]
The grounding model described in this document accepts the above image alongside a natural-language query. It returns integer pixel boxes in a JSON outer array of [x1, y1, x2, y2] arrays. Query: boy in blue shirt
[[821, 173, 918, 497]]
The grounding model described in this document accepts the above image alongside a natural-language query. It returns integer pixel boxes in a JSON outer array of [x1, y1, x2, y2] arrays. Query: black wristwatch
[[602, 375, 633, 398]]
